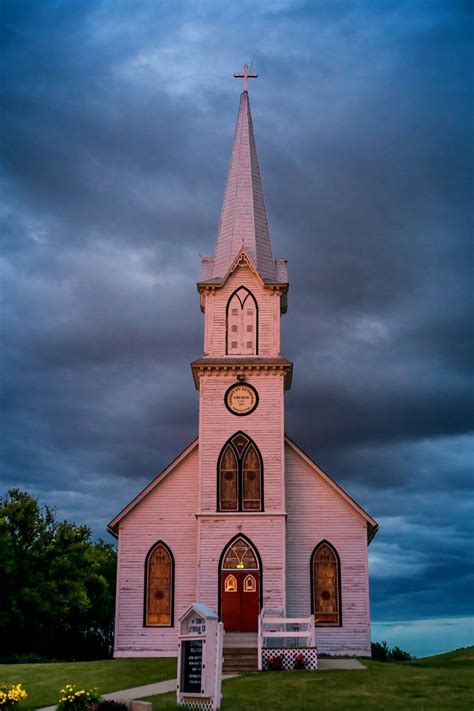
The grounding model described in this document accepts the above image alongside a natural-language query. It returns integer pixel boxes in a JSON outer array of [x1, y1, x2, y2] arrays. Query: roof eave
[[284, 434, 378, 537], [107, 437, 199, 536]]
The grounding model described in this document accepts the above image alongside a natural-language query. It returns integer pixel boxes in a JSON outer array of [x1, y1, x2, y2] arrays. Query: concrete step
[[223, 644, 259, 672], [224, 649, 258, 661], [224, 632, 258, 649], [223, 662, 258, 672]]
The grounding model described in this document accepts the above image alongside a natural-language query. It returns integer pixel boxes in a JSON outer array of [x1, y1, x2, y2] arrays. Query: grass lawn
[[0, 658, 176, 710], [143, 647, 474, 710], [1, 647, 472, 710]]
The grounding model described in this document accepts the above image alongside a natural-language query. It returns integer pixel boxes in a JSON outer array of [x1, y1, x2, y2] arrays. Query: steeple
[[211, 89, 277, 283]]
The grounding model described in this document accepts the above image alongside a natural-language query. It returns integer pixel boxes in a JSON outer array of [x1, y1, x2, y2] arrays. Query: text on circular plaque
[[225, 383, 259, 416]]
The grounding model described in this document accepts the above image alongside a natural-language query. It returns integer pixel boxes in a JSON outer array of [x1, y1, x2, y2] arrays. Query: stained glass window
[[222, 537, 259, 570], [242, 445, 261, 511], [224, 574, 238, 592], [312, 542, 340, 626], [146, 542, 173, 626], [243, 574, 257, 592], [219, 446, 238, 511], [218, 434, 262, 511]]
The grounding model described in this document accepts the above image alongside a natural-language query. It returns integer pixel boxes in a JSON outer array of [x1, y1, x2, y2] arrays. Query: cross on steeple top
[[233, 63, 258, 92]]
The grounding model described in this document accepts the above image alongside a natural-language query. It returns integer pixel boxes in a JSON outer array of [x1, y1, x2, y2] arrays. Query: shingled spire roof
[[211, 90, 277, 282]]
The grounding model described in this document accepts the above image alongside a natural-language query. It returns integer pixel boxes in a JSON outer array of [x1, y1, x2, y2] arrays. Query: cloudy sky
[[2, 1, 473, 656]]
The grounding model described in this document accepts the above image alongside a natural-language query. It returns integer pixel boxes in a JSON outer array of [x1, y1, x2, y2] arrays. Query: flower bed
[[0, 684, 27, 710], [57, 685, 101, 711], [262, 647, 318, 671]]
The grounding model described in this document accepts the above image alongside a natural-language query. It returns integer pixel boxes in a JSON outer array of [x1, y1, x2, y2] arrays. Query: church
[[108, 68, 378, 658]]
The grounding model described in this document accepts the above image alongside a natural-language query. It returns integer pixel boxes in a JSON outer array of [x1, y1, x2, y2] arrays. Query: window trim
[[310, 540, 342, 627], [225, 286, 259, 355], [143, 540, 175, 628], [217, 432, 264, 512]]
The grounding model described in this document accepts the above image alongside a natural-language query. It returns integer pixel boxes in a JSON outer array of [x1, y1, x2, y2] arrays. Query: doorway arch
[[218, 534, 262, 632]]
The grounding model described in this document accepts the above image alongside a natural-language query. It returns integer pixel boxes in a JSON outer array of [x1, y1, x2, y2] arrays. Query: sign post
[[177, 603, 224, 710]]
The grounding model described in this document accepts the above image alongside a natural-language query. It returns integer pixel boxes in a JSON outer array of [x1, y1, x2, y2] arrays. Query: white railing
[[257, 609, 316, 670]]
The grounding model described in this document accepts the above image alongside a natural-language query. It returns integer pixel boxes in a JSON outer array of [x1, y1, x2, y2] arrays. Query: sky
[[1, 0, 473, 657]]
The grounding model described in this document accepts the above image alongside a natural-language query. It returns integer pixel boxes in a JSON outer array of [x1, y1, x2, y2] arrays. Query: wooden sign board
[[177, 603, 223, 710]]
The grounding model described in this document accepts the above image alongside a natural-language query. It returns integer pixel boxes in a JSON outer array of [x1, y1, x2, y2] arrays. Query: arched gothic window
[[145, 541, 174, 626], [311, 541, 341, 626], [218, 432, 263, 512], [226, 287, 258, 355]]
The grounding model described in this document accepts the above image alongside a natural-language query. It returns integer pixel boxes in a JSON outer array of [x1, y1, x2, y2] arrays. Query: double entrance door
[[220, 570, 260, 632]]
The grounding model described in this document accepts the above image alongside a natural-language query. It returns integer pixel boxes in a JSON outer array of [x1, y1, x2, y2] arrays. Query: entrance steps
[[224, 632, 257, 648], [223, 633, 258, 672]]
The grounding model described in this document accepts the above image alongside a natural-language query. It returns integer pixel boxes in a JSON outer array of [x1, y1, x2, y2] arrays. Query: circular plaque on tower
[[224, 383, 259, 416]]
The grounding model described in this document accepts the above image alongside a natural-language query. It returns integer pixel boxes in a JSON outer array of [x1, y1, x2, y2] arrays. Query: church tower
[[192, 73, 292, 630], [108, 67, 377, 658]]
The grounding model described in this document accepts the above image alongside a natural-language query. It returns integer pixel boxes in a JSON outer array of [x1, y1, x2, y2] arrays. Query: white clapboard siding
[[199, 373, 285, 512], [285, 443, 372, 656], [202, 267, 281, 357], [114, 446, 199, 655]]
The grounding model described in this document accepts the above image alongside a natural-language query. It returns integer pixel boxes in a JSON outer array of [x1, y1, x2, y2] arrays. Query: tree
[[0, 489, 116, 660]]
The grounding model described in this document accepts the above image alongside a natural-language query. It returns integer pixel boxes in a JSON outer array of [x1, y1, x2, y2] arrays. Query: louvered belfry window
[[146, 542, 173, 626], [312, 542, 340, 626], [218, 433, 263, 511], [226, 287, 257, 355]]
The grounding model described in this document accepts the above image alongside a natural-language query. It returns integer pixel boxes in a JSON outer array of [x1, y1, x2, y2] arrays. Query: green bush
[[371, 640, 413, 662], [392, 645, 413, 662]]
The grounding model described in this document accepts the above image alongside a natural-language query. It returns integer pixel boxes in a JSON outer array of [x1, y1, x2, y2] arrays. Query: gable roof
[[107, 434, 378, 545], [179, 602, 218, 623], [107, 438, 198, 537], [285, 435, 379, 544]]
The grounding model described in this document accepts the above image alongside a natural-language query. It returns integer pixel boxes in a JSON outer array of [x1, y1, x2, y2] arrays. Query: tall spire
[[211, 88, 276, 282]]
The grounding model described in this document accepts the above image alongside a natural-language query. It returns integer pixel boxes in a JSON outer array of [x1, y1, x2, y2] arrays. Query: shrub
[[57, 685, 101, 711], [371, 641, 413, 662], [293, 653, 306, 670], [93, 703, 128, 711], [392, 645, 413, 662], [0, 684, 27, 710], [267, 654, 283, 671], [372, 641, 392, 661]]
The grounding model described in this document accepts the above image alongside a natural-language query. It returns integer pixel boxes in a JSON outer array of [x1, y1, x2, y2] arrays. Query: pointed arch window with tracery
[[145, 541, 174, 626], [222, 537, 259, 570], [226, 287, 258, 355], [218, 433, 263, 512], [311, 541, 341, 626]]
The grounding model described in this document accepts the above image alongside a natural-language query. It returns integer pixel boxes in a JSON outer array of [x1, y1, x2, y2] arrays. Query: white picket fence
[[257, 609, 316, 671]]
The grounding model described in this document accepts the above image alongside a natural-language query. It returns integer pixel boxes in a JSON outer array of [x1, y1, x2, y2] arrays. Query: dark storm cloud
[[1, 0, 473, 654]]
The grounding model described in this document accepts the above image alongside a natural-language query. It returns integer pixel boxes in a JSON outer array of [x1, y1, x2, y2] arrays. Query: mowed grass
[[1, 648, 472, 710], [144, 647, 474, 710], [0, 658, 176, 709]]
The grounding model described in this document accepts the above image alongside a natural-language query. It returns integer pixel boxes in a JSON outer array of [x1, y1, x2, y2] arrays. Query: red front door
[[221, 571, 260, 632]]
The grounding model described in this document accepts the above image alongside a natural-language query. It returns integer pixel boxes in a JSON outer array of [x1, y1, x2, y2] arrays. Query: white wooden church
[[108, 69, 378, 659]]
